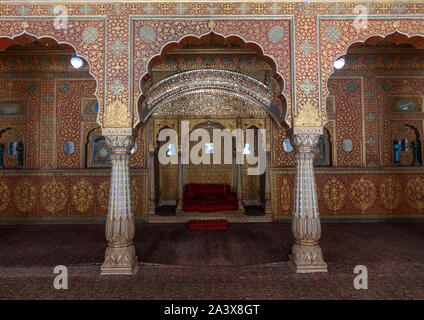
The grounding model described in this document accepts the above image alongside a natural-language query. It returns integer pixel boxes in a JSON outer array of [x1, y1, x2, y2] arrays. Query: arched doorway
[[318, 31, 424, 219], [140, 35, 285, 222]]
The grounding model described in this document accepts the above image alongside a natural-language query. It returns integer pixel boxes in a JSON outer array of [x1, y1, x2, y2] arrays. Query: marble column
[[237, 163, 244, 211], [264, 150, 272, 214], [148, 150, 156, 215], [290, 130, 327, 273], [176, 151, 183, 213], [101, 134, 138, 275]]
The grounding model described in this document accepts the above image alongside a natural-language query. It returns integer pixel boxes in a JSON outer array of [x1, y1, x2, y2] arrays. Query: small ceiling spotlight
[[334, 56, 346, 70], [70, 54, 84, 69]]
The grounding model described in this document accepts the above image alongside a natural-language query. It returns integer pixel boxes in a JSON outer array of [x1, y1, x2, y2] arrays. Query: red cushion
[[186, 183, 228, 196], [225, 194, 237, 201], [184, 191, 195, 199], [199, 195, 225, 201], [183, 200, 238, 212]]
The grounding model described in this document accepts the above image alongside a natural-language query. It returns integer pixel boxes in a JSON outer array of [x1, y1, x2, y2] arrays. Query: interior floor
[[0, 222, 423, 299]]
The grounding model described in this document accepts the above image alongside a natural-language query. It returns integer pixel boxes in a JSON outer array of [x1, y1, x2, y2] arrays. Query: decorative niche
[[85, 127, 111, 168], [326, 95, 335, 114], [314, 128, 332, 167], [81, 97, 99, 116], [389, 96, 422, 113], [0, 99, 27, 116]]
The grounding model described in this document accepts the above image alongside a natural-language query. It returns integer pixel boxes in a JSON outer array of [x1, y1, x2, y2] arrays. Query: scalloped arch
[[136, 31, 288, 127]]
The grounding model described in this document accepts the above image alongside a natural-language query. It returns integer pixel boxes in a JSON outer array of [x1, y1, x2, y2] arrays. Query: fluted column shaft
[[290, 131, 327, 273], [101, 134, 138, 275], [176, 151, 183, 213], [264, 150, 272, 214], [148, 150, 156, 214]]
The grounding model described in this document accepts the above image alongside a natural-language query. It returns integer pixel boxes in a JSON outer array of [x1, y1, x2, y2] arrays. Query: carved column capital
[[105, 134, 134, 153], [291, 127, 322, 153]]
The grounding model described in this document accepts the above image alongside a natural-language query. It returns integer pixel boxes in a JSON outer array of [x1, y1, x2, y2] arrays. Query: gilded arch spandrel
[[318, 16, 424, 128], [130, 16, 294, 129], [0, 17, 107, 128]]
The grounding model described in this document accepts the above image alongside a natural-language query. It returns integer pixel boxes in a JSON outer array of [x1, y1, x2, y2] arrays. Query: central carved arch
[[141, 69, 282, 125], [136, 31, 288, 128]]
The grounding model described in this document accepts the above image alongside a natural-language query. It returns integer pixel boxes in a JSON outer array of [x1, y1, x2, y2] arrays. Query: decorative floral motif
[[26, 83, 37, 94], [393, 3, 407, 14], [60, 83, 70, 94], [322, 178, 346, 213], [40, 179, 67, 213], [205, 3, 218, 15], [174, 3, 187, 15], [71, 178, 94, 212], [110, 3, 124, 14], [80, 4, 93, 15], [13, 180, 36, 213], [380, 81, 390, 91], [299, 40, 314, 55], [143, 3, 156, 15], [380, 177, 402, 212], [349, 178, 376, 213], [16, 5, 29, 16], [267, 25, 285, 43], [43, 93, 54, 103], [300, 79, 315, 95], [238, 3, 250, 15], [324, 25, 341, 42], [405, 178, 424, 211], [347, 81, 358, 92], [0, 182, 10, 212], [139, 25, 156, 43], [280, 178, 290, 212], [110, 40, 125, 56], [269, 3, 281, 14], [82, 26, 99, 44], [110, 79, 125, 96], [331, 3, 344, 14], [131, 179, 139, 212], [98, 181, 110, 210]]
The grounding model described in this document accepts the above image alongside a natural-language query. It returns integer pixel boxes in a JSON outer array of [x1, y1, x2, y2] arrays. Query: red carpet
[[187, 219, 228, 229]]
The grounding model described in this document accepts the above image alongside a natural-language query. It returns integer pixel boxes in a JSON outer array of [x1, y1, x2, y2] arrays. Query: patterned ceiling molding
[[141, 69, 282, 124]]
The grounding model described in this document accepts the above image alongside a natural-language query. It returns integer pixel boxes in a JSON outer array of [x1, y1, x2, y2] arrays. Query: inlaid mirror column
[[101, 129, 138, 275], [290, 128, 327, 273]]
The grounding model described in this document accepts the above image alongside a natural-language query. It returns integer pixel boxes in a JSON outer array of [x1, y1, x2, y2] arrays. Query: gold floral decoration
[[40, 179, 67, 213], [13, 179, 36, 213], [380, 177, 402, 212], [131, 178, 139, 213], [349, 178, 376, 213], [405, 177, 424, 211], [280, 178, 290, 212], [71, 178, 94, 212], [98, 180, 110, 210], [0, 182, 10, 212], [322, 178, 346, 214]]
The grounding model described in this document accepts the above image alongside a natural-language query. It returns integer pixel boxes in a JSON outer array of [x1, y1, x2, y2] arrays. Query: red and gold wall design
[[272, 169, 424, 219], [0, 170, 148, 222], [0, 53, 145, 170]]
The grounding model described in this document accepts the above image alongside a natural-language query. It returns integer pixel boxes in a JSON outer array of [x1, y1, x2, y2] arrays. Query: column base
[[265, 200, 272, 215], [148, 203, 156, 215], [289, 243, 328, 273], [100, 245, 139, 276], [175, 200, 183, 214]]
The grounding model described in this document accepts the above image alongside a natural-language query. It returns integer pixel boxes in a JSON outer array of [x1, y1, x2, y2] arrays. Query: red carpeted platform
[[187, 219, 228, 229]]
